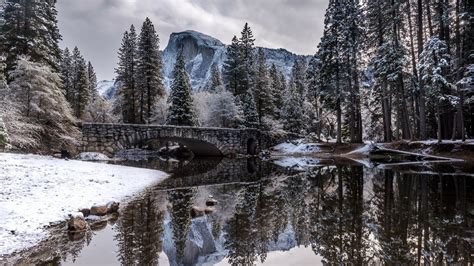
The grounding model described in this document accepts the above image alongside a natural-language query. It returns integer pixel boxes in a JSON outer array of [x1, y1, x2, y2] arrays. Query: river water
[[16, 157, 474, 265]]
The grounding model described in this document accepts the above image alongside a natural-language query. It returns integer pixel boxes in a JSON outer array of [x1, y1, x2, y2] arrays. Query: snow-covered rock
[[76, 152, 110, 161], [272, 157, 321, 170], [96, 79, 118, 100], [271, 139, 321, 154], [0, 153, 168, 255]]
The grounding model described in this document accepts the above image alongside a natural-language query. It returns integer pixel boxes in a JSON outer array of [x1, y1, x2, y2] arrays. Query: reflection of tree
[[167, 188, 196, 264], [115, 194, 165, 265], [311, 165, 370, 264], [224, 185, 259, 265], [370, 169, 473, 264]]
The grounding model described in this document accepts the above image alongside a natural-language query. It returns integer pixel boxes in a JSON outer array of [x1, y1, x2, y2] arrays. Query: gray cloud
[[57, 0, 328, 80]]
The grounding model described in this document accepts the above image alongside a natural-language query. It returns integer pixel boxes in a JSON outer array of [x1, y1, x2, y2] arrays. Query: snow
[[346, 143, 375, 156], [272, 157, 320, 170], [271, 140, 321, 154], [76, 152, 110, 161], [0, 153, 168, 256], [96, 80, 117, 100]]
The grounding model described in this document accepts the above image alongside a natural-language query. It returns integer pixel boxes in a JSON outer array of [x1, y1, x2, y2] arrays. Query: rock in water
[[67, 213, 87, 231], [190, 206, 205, 218], [205, 199, 218, 207], [90, 205, 108, 216], [106, 201, 120, 213]]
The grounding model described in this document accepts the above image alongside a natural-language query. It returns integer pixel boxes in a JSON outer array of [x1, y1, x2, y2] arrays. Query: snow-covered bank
[[271, 139, 321, 155], [0, 153, 168, 256]]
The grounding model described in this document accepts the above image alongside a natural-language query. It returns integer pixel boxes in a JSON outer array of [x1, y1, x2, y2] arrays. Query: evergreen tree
[[208, 64, 223, 92], [254, 48, 273, 127], [87, 61, 97, 98], [240, 89, 259, 128], [137, 17, 165, 124], [269, 64, 284, 119], [71, 47, 90, 119], [116, 25, 139, 123], [239, 23, 256, 98], [283, 73, 306, 134], [0, 59, 8, 148], [60, 48, 74, 103], [0, 0, 62, 75], [418, 37, 453, 143], [166, 53, 197, 126], [223, 36, 242, 95]]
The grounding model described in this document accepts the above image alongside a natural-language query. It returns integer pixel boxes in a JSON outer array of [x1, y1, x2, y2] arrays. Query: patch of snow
[[346, 144, 375, 156], [0, 153, 168, 256], [272, 140, 320, 154], [272, 157, 320, 170], [76, 152, 110, 161]]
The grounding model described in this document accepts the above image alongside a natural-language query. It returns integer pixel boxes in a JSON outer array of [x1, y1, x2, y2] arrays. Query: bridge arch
[[81, 123, 267, 157]]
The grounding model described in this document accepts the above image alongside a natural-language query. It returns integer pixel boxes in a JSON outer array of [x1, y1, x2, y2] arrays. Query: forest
[[0, 0, 473, 153]]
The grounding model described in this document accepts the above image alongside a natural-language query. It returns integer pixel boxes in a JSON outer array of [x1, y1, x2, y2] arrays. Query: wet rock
[[90, 205, 108, 216], [204, 207, 215, 214], [106, 201, 120, 214], [90, 220, 108, 231], [79, 208, 90, 217], [190, 206, 205, 218], [67, 213, 87, 231], [205, 199, 218, 207]]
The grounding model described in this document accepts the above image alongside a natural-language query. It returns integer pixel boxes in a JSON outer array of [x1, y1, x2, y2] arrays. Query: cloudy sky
[[57, 0, 328, 80]]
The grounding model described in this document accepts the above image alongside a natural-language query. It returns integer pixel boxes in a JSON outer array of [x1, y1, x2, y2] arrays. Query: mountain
[[98, 30, 312, 97]]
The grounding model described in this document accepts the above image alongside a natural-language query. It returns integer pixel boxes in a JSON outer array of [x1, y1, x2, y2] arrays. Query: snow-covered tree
[[269, 64, 284, 119], [71, 47, 90, 119], [137, 17, 165, 124], [167, 53, 197, 126], [254, 48, 273, 127], [417, 37, 453, 142], [87, 61, 97, 97], [282, 80, 306, 134], [8, 57, 78, 149], [0, 0, 62, 75], [83, 95, 115, 123], [207, 64, 223, 92], [223, 36, 242, 95], [60, 48, 74, 103], [207, 87, 242, 128], [116, 25, 139, 124], [240, 89, 259, 128]]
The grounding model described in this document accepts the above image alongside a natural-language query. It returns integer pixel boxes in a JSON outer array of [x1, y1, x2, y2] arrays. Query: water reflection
[[9, 159, 474, 265]]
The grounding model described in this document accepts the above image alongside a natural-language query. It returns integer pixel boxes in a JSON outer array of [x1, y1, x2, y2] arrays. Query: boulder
[[90, 205, 108, 216], [67, 213, 87, 231], [204, 207, 215, 214], [79, 208, 90, 217], [205, 199, 218, 207], [190, 206, 205, 218], [106, 201, 120, 214]]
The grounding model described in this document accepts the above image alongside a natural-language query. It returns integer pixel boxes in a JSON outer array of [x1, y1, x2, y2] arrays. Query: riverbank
[[0, 153, 168, 257]]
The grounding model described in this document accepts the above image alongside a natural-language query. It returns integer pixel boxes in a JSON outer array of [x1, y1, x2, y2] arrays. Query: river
[[12, 157, 474, 265]]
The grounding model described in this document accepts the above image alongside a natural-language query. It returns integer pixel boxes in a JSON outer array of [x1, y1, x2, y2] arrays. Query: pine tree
[[223, 36, 242, 95], [418, 37, 453, 142], [269, 64, 284, 119], [240, 88, 259, 128], [71, 47, 90, 119], [137, 17, 165, 124], [208, 64, 223, 92], [0, 59, 8, 148], [87, 61, 98, 98], [60, 48, 74, 103], [239, 23, 256, 98], [254, 48, 273, 127], [0, 0, 62, 75], [166, 53, 197, 126], [116, 25, 139, 123], [282, 80, 305, 134]]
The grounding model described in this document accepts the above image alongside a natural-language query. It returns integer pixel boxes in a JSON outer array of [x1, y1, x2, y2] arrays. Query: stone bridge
[[81, 123, 278, 157]]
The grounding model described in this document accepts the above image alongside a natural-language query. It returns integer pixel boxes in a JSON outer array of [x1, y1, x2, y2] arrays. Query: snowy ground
[[0, 153, 168, 256]]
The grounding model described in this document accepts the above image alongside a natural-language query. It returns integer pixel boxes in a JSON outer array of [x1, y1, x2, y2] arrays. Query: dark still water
[[20, 159, 474, 265]]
